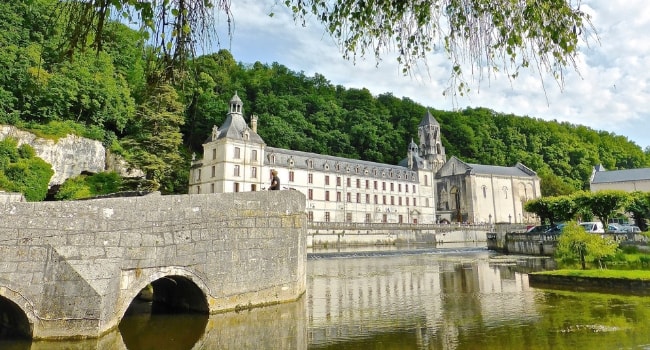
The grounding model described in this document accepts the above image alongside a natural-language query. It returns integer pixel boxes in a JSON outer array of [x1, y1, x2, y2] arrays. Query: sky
[[210, 0, 650, 150]]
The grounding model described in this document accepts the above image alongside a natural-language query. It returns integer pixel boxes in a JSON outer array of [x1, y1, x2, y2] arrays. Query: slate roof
[[467, 163, 535, 177], [441, 156, 536, 177], [265, 146, 419, 182], [592, 168, 650, 183], [419, 110, 439, 127]]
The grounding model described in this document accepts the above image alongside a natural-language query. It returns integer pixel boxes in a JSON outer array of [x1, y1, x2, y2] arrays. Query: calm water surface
[[5, 244, 650, 349]]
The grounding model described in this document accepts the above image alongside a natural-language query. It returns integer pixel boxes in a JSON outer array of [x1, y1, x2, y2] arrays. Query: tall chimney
[[251, 114, 258, 133]]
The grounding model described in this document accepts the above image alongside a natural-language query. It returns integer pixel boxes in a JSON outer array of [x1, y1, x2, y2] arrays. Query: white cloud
[[214, 0, 650, 150]]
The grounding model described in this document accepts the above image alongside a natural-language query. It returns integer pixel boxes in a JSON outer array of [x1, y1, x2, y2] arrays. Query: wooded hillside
[[1, 0, 648, 198]]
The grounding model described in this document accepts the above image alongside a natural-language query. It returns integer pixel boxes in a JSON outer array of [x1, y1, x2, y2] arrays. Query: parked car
[[607, 224, 627, 233], [545, 223, 568, 234], [526, 225, 552, 233], [579, 222, 605, 233], [623, 225, 642, 233]]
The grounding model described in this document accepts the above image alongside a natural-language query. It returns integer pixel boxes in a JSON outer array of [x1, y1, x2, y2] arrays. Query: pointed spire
[[419, 109, 439, 127]]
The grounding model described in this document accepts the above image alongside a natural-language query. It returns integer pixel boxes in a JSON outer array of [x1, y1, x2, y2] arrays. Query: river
[[3, 244, 650, 349]]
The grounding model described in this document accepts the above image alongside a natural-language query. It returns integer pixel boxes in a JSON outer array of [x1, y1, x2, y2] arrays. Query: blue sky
[[210, 0, 650, 150]]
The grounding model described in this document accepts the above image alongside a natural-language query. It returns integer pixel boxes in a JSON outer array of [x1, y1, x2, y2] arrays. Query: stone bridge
[[0, 191, 306, 339]]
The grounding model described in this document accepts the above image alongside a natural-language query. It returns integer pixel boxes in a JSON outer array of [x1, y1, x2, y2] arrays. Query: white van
[[579, 222, 605, 233]]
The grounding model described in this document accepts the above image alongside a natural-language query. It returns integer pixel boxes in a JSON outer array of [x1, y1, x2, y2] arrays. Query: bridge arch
[[0, 287, 36, 339], [117, 267, 211, 322]]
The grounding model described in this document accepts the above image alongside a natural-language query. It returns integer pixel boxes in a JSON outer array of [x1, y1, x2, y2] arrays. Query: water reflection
[[7, 247, 650, 349]]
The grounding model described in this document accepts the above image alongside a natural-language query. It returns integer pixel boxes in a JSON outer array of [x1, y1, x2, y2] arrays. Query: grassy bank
[[533, 269, 650, 280]]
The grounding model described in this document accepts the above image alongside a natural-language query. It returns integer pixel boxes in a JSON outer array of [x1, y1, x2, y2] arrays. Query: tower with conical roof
[[418, 110, 446, 172]]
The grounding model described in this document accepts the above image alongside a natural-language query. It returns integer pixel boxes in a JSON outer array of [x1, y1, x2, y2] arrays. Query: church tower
[[418, 110, 446, 172]]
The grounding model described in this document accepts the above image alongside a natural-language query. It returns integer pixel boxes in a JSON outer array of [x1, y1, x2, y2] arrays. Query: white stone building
[[590, 164, 650, 192], [188, 93, 541, 224]]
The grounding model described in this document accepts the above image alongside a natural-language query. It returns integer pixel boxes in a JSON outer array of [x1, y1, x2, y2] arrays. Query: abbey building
[[188, 93, 541, 224]]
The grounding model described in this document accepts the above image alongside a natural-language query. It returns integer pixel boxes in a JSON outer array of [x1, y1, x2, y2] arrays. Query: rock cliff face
[[0, 125, 141, 186]]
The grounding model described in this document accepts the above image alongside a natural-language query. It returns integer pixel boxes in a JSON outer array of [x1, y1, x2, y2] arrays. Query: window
[[346, 192, 351, 202], [413, 185, 416, 193], [413, 198, 417, 206], [325, 212, 330, 222], [211, 166, 215, 177], [382, 214, 387, 223], [426, 198, 430, 207], [374, 195, 378, 204], [374, 181, 378, 190], [252, 149, 258, 161], [289, 171, 295, 182], [406, 197, 410, 206], [365, 194, 370, 203], [356, 193, 361, 203], [347, 177, 351, 187], [382, 182, 386, 191], [211, 183, 215, 193], [325, 175, 330, 186], [399, 215, 403, 223], [337, 192, 341, 202], [337, 177, 341, 186], [365, 180, 369, 189], [346, 212, 352, 222], [383, 195, 387, 205], [308, 173, 313, 184], [234, 183, 240, 192], [196, 169, 201, 181], [234, 165, 240, 177], [308, 211, 313, 222], [308, 160, 313, 169], [325, 191, 330, 201], [390, 183, 394, 192], [356, 179, 360, 188], [424, 175, 428, 186], [365, 213, 371, 223], [212, 149, 216, 160], [398, 184, 402, 192], [251, 184, 257, 191], [399, 197, 402, 206], [308, 189, 313, 200], [234, 147, 241, 159], [406, 185, 409, 193], [251, 167, 257, 178], [391, 196, 395, 205]]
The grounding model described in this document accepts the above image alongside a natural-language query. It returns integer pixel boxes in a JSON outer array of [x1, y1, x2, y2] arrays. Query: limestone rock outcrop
[[0, 125, 142, 186]]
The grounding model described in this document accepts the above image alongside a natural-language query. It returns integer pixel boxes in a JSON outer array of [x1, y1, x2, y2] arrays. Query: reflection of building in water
[[307, 253, 538, 349]]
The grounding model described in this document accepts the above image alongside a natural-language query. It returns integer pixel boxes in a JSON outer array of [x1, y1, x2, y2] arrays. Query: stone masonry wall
[[0, 190, 306, 339]]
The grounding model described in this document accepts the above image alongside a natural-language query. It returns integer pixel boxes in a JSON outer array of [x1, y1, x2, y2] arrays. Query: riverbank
[[529, 269, 650, 295]]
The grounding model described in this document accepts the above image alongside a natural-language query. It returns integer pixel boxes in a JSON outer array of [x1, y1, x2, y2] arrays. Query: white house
[[590, 164, 650, 192]]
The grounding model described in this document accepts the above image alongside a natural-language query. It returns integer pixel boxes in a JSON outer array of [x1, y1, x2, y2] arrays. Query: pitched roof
[[265, 146, 419, 182], [419, 110, 439, 127], [592, 168, 650, 183], [439, 156, 537, 178]]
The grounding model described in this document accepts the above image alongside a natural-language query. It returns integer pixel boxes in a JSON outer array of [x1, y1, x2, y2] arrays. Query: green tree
[[58, 0, 592, 92], [121, 84, 185, 192], [576, 190, 630, 231], [626, 191, 650, 232], [556, 222, 618, 270], [55, 172, 123, 200], [524, 197, 554, 225]]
